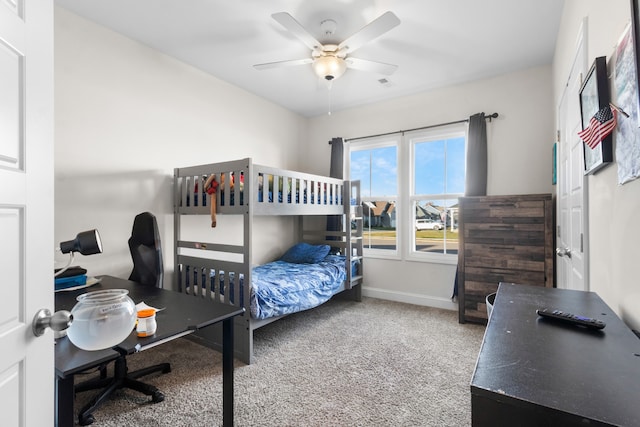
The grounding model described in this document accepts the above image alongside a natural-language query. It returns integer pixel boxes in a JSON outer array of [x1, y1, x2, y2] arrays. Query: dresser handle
[[489, 246, 515, 250]]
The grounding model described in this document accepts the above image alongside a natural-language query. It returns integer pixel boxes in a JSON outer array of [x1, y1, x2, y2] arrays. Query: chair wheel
[[79, 413, 95, 426], [162, 366, 171, 374], [152, 391, 165, 403]]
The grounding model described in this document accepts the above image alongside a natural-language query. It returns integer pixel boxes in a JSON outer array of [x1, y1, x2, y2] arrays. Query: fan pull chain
[[327, 81, 333, 116]]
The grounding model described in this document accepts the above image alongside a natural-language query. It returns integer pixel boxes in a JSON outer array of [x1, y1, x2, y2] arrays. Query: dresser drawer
[[463, 243, 546, 271], [464, 266, 547, 288], [461, 268, 548, 323], [460, 199, 547, 223], [463, 223, 546, 246]]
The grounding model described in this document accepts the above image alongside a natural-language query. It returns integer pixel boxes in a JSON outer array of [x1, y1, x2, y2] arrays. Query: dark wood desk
[[471, 283, 640, 426], [55, 276, 244, 427]]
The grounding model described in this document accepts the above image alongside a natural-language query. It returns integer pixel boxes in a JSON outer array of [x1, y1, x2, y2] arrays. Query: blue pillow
[[280, 243, 330, 264]]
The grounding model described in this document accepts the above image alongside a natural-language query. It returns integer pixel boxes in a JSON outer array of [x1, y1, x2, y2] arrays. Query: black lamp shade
[[60, 229, 103, 255]]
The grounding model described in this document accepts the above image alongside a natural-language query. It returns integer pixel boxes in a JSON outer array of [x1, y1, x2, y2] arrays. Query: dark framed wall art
[[579, 56, 614, 175], [619, 0, 640, 184], [632, 0, 640, 118]]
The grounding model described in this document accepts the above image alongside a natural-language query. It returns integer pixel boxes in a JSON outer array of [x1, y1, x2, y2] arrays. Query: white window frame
[[347, 135, 401, 260], [347, 123, 466, 265], [405, 124, 466, 265]]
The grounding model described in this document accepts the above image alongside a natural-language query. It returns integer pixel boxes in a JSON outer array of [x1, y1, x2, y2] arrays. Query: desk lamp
[[55, 229, 103, 277], [53, 229, 137, 350]]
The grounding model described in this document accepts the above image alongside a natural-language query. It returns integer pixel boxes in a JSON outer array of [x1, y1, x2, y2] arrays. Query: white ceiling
[[54, 0, 565, 118]]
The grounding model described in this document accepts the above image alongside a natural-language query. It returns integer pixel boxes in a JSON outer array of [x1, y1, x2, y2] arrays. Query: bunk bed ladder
[[345, 180, 364, 295]]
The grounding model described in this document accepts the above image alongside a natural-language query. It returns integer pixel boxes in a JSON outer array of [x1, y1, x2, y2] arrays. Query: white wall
[[553, 0, 640, 329], [54, 7, 307, 287], [304, 66, 555, 308]]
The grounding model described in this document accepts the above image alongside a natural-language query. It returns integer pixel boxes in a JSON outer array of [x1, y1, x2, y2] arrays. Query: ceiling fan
[[254, 11, 401, 82]]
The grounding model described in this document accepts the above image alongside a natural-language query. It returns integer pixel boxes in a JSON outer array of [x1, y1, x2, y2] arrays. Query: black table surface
[[471, 283, 640, 426], [55, 338, 119, 378], [55, 275, 244, 372]]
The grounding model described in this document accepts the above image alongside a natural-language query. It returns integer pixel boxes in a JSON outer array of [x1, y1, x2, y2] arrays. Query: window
[[347, 124, 466, 263], [411, 129, 465, 259], [349, 137, 399, 255]]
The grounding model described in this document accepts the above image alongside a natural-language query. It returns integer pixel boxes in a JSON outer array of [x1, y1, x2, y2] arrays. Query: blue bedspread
[[190, 254, 353, 320], [251, 254, 346, 320]]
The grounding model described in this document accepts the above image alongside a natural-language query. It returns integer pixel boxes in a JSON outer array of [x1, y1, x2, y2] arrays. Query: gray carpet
[[73, 297, 485, 426]]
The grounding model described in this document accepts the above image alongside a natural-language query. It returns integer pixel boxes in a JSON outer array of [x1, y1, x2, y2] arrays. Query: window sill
[[362, 252, 458, 265], [405, 254, 458, 266]]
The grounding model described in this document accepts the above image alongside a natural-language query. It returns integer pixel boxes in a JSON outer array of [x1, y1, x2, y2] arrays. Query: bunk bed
[[173, 158, 363, 364]]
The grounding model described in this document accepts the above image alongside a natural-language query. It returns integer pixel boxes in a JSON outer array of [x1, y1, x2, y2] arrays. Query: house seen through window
[[348, 124, 466, 263]]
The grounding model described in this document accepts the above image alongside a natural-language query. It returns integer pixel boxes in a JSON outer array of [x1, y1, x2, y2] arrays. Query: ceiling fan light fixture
[[313, 56, 346, 81]]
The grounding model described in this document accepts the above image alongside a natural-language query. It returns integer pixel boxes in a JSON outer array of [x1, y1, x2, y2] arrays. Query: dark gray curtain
[[454, 113, 488, 299], [327, 137, 344, 247], [329, 137, 344, 179], [465, 113, 487, 197]]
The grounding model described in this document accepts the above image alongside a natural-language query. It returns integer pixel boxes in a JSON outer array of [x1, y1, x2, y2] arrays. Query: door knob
[[32, 308, 73, 337], [556, 247, 572, 258]]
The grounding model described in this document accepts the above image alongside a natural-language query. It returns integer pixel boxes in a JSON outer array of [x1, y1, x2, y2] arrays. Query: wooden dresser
[[457, 194, 554, 323]]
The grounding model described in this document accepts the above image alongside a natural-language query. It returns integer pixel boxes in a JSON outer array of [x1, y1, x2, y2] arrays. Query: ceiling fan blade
[[272, 12, 322, 51], [345, 57, 398, 76], [254, 58, 313, 70], [338, 11, 400, 54]]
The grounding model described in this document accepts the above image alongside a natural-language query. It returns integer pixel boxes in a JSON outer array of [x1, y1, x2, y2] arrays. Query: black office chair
[[128, 211, 164, 287], [75, 212, 171, 426]]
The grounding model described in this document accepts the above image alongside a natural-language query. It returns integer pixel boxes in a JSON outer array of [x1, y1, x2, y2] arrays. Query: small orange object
[[136, 309, 157, 337], [137, 309, 156, 318]]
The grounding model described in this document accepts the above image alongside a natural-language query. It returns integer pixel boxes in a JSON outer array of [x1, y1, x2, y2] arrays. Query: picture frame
[[631, 0, 640, 125], [617, 14, 640, 184], [579, 56, 613, 175]]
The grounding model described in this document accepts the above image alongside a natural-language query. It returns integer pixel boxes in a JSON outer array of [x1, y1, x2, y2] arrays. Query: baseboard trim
[[361, 286, 458, 311]]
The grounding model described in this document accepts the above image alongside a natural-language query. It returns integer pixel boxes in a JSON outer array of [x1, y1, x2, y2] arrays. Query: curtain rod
[[336, 112, 499, 143]]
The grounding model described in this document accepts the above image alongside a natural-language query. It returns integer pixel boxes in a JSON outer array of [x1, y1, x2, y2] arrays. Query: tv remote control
[[536, 308, 606, 330]]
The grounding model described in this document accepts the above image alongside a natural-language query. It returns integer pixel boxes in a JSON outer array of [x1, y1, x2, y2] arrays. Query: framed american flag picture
[[578, 56, 614, 175]]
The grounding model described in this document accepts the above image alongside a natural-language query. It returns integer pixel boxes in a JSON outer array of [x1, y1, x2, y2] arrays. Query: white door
[[0, 1, 54, 426], [557, 21, 588, 291]]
